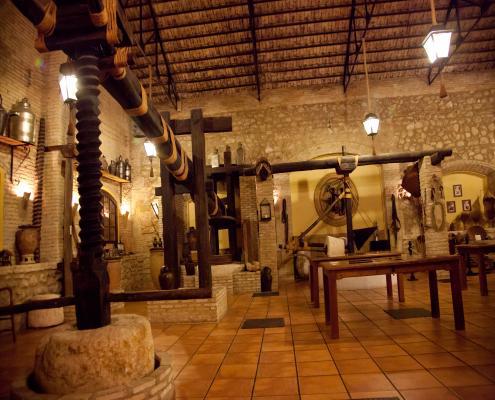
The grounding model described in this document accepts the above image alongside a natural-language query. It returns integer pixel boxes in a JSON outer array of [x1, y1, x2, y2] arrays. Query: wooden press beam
[[160, 113, 181, 289], [191, 109, 212, 289], [168, 116, 232, 135]]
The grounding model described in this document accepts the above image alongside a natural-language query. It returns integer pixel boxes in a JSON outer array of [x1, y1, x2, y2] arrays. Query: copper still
[[9, 98, 36, 144]]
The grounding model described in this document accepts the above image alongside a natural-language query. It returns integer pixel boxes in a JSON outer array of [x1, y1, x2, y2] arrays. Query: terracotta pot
[[186, 227, 198, 251], [185, 259, 196, 276], [261, 266, 272, 292], [149, 248, 164, 289], [159, 266, 175, 290], [15, 225, 39, 264]]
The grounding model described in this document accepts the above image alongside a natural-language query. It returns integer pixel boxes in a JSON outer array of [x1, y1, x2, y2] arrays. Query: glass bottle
[[236, 142, 245, 165], [211, 148, 220, 168]]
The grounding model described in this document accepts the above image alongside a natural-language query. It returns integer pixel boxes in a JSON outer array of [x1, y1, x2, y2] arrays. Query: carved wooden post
[[191, 109, 212, 289], [160, 111, 180, 289], [72, 52, 110, 329]]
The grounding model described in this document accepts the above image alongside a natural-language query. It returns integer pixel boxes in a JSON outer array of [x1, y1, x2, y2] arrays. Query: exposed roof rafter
[[247, 0, 261, 100]]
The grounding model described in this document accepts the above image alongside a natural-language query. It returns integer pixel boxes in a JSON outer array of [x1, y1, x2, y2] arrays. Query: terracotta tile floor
[[1, 273, 495, 399]]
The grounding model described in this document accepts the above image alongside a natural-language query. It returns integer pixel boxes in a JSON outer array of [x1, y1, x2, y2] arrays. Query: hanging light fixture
[[363, 113, 380, 136], [59, 63, 78, 104], [144, 139, 157, 177], [361, 38, 380, 138], [422, 0, 452, 63]]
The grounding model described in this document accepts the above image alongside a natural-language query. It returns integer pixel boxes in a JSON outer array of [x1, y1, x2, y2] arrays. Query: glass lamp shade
[[363, 113, 380, 136], [59, 74, 78, 103], [422, 27, 452, 63], [144, 139, 157, 157]]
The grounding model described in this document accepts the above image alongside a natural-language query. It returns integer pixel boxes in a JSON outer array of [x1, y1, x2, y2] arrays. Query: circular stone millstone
[[33, 314, 154, 395]]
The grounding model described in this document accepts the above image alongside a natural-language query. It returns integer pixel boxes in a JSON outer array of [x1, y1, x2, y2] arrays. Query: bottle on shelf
[[211, 148, 220, 168], [236, 142, 245, 165], [158, 237, 163, 248], [153, 237, 158, 248], [117, 155, 125, 178], [124, 159, 131, 181], [224, 145, 232, 166]]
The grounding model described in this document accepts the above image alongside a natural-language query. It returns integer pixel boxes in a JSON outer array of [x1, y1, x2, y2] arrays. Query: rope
[[34, 34, 48, 52], [35, 1, 57, 36], [363, 38, 371, 113], [125, 84, 148, 116], [174, 149, 189, 181], [105, 0, 119, 45], [113, 48, 130, 67], [90, 6, 109, 27]]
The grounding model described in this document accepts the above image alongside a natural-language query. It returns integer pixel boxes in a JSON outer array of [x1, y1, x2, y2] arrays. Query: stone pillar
[[255, 176, 278, 291], [419, 156, 449, 256]]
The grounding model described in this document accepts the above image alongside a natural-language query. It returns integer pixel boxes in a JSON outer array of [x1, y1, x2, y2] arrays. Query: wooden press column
[[191, 109, 212, 289], [160, 112, 180, 289]]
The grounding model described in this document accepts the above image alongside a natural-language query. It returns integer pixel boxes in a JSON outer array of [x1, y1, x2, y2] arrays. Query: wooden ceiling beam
[[247, 0, 261, 100], [145, 0, 180, 107], [134, 14, 493, 57], [130, 38, 494, 75]]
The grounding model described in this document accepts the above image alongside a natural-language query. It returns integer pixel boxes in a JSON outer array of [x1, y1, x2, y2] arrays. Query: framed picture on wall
[[462, 199, 472, 212], [446, 201, 456, 213], [453, 184, 463, 197]]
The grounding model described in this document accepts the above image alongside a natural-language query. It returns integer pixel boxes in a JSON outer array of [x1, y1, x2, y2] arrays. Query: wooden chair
[[0, 287, 16, 343]]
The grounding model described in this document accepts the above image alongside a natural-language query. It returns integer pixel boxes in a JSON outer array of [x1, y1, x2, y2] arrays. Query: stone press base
[[147, 287, 228, 323], [11, 354, 174, 400]]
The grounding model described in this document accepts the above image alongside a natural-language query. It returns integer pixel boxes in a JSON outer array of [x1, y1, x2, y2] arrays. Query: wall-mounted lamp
[[59, 63, 78, 104], [259, 199, 272, 221], [144, 139, 157, 177], [121, 202, 130, 227], [14, 180, 32, 209], [273, 189, 280, 205]]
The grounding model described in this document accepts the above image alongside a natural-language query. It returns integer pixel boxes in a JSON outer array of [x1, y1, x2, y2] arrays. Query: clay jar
[[261, 266, 272, 292], [15, 225, 39, 264], [159, 265, 175, 290], [186, 227, 198, 251]]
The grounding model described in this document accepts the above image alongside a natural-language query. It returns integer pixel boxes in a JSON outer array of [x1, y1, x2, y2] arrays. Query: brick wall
[[0, 4, 134, 266], [256, 176, 279, 291]]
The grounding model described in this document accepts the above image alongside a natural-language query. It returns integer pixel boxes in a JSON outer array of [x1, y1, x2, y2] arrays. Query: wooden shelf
[[0, 135, 32, 147], [101, 170, 130, 184]]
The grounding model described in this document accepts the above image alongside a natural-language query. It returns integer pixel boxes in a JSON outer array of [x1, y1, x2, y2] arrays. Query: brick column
[[239, 176, 258, 262], [419, 156, 449, 256], [255, 176, 278, 291]]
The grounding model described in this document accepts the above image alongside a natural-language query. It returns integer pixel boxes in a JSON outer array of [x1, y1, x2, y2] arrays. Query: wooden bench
[[309, 251, 402, 307], [457, 240, 495, 296], [321, 255, 465, 339]]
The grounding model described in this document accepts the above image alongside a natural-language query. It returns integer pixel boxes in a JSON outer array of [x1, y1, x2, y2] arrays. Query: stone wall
[[0, 263, 62, 331], [121, 253, 153, 291], [147, 287, 228, 323]]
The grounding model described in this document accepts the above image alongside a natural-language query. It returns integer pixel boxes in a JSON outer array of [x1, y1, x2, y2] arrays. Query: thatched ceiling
[[122, 0, 495, 105]]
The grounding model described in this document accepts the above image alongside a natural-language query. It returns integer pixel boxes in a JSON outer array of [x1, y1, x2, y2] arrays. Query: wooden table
[[310, 251, 402, 307], [322, 255, 465, 339], [457, 240, 495, 296]]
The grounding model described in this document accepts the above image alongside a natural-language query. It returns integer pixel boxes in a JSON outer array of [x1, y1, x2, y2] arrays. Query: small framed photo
[[453, 184, 463, 197], [446, 201, 456, 213], [462, 199, 472, 212]]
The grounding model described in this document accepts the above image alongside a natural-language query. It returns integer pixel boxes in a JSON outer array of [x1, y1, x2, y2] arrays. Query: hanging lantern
[[363, 113, 380, 136], [144, 139, 157, 177], [259, 199, 272, 221], [422, 26, 452, 63], [59, 63, 78, 103]]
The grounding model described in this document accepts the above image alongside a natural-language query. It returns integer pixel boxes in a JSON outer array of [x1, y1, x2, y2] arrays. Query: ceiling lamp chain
[[362, 38, 380, 138]]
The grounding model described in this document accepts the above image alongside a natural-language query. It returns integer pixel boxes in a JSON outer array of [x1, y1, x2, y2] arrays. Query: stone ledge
[[11, 359, 173, 400], [0, 262, 58, 276]]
